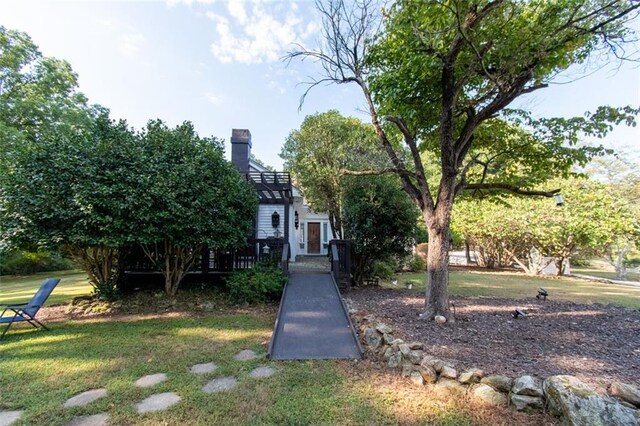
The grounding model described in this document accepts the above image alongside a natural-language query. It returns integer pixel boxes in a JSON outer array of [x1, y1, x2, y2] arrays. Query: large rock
[[544, 375, 639, 426], [410, 371, 425, 386], [418, 365, 438, 384], [383, 346, 394, 361], [432, 379, 466, 396], [388, 353, 403, 369], [481, 375, 513, 393], [401, 364, 415, 377], [512, 375, 543, 397], [382, 333, 395, 345], [408, 350, 425, 365], [511, 394, 544, 412], [611, 382, 640, 408], [458, 368, 484, 384], [473, 384, 508, 407], [375, 323, 393, 334], [420, 356, 448, 373], [398, 343, 411, 357], [364, 328, 383, 349], [408, 342, 424, 350], [440, 366, 457, 380]]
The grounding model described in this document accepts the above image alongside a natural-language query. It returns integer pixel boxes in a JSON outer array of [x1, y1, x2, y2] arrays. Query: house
[[231, 129, 334, 260]]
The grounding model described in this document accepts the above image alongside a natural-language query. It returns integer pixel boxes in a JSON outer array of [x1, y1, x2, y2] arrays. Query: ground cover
[[0, 270, 92, 305], [388, 268, 640, 309]]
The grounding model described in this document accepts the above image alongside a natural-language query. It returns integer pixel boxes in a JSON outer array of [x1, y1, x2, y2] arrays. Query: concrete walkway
[[269, 271, 362, 360]]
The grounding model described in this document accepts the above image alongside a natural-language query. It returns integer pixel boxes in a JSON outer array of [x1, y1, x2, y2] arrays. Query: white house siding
[[257, 204, 285, 239]]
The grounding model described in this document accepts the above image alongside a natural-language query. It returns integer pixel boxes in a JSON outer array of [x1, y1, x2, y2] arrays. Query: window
[[323, 223, 328, 243], [299, 223, 304, 243]]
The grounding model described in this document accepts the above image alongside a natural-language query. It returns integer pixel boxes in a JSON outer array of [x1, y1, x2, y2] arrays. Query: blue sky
[[1, 0, 638, 169]]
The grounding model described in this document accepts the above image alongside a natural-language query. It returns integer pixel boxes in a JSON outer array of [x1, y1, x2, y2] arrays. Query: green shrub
[[226, 264, 286, 304], [405, 254, 426, 272], [0, 250, 75, 275], [371, 260, 396, 279]]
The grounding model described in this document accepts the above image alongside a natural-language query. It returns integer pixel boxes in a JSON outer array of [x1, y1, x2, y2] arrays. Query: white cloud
[[205, 91, 224, 105], [119, 32, 146, 56], [202, 0, 319, 64]]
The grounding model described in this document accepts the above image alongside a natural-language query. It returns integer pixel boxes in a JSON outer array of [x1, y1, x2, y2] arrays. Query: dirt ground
[[345, 287, 640, 394]]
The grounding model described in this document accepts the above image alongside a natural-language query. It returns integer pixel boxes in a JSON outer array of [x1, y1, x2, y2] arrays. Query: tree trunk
[[614, 248, 628, 281], [554, 257, 565, 276], [464, 240, 472, 265], [424, 223, 453, 322]]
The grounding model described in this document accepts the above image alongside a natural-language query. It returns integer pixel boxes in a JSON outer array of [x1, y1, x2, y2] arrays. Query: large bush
[[226, 265, 286, 304], [0, 250, 74, 275]]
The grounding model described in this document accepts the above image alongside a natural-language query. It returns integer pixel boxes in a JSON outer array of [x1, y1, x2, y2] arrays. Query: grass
[[386, 269, 640, 309], [0, 312, 487, 425], [0, 270, 93, 305]]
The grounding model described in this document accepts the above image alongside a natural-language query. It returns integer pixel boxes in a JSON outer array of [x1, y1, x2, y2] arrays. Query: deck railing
[[329, 239, 352, 289]]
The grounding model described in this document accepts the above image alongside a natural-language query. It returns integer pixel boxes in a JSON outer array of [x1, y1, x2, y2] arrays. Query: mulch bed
[[345, 287, 640, 394]]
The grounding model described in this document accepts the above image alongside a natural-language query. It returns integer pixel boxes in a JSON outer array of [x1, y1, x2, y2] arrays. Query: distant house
[[231, 129, 334, 260]]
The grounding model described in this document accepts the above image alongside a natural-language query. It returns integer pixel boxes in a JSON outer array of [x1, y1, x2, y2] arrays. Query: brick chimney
[[230, 129, 251, 173]]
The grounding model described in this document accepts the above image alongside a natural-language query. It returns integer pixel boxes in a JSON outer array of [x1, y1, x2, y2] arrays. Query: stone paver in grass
[[234, 349, 259, 361], [189, 362, 218, 374], [135, 392, 181, 414], [202, 376, 238, 394], [0, 410, 24, 426], [67, 413, 109, 426], [249, 366, 278, 379], [63, 389, 108, 408], [135, 373, 168, 388]]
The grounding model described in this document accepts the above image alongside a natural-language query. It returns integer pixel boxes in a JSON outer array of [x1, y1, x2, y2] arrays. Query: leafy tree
[[138, 120, 258, 297], [287, 0, 639, 320], [342, 175, 418, 285], [281, 110, 386, 238], [1, 115, 147, 299]]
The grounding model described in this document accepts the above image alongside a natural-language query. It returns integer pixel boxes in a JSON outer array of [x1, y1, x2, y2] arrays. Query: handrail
[[281, 243, 290, 276], [330, 241, 340, 284]]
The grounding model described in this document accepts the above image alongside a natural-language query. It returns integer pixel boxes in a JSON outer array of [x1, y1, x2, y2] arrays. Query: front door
[[308, 222, 321, 254]]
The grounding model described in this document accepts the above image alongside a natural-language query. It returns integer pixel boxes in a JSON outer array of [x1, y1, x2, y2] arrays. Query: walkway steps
[[269, 271, 362, 360]]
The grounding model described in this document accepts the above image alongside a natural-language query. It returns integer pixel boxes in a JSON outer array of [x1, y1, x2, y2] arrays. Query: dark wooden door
[[308, 222, 320, 254]]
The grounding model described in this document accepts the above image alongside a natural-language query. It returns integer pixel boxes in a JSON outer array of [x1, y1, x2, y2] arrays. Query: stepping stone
[[63, 389, 108, 408], [0, 410, 24, 426], [249, 366, 278, 379], [234, 349, 259, 361], [135, 373, 168, 388], [67, 413, 109, 426], [189, 362, 217, 374], [202, 376, 238, 394], [135, 392, 181, 414]]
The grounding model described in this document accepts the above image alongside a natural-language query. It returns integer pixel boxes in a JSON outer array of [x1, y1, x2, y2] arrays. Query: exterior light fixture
[[262, 244, 270, 255], [271, 211, 280, 228], [554, 193, 564, 206], [294, 210, 299, 229], [273, 228, 282, 239]]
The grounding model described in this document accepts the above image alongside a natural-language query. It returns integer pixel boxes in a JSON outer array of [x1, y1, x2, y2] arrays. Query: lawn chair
[[1, 278, 60, 339]]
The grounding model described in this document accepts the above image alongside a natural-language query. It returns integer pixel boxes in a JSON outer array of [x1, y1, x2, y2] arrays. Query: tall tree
[[287, 0, 639, 321], [138, 120, 258, 297], [280, 110, 386, 238]]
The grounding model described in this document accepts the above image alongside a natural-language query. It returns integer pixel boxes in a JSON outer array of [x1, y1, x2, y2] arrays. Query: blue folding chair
[[1, 278, 61, 339]]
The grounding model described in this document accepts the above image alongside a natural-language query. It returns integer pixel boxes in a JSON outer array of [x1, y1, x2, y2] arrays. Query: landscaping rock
[[0, 410, 23, 426], [408, 350, 424, 365], [458, 368, 484, 384], [189, 362, 218, 374], [67, 413, 109, 426], [63, 389, 108, 408], [408, 342, 424, 350], [135, 392, 181, 413], [364, 328, 383, 350], [481, 375, 513, 393], [249, 367, 277, 379], [202, 376, 238, 394], [434, 315, 446, 324], [544, 375, 639, 426], [234, 349, 259, 361], [511, 394, 544, 412], [410, 371, 425, 386], [402, 364, 414, 377], [611, 382, 640, 408], [375, 323, 393, 334], [135, 373, 168, 388], [382, 333, 395, 345], [383, 346, 394, 361], [440, 365, 457, 380], [472, 384, 508, 407], [418, 365, 438, 384], [512, 375, 543, 397], [387, 353, 402, 369], [432, 379, 466, 396], [390, 338, 404, 347], [398, 343, 411, 357]]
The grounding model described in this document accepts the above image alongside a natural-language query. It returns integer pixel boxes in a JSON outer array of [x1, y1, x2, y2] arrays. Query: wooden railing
[[281, 243, 290, 276], [329, 239, 352, 289]]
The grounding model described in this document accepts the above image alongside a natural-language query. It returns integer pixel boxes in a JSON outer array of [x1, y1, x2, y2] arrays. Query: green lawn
[[0, 313, 487, 425], [572, 267, 640, 282], [0, 270, 93, 305], [387, 270, 640, 309]]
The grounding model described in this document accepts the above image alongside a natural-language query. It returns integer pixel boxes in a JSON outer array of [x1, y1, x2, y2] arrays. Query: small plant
[[226, 264, 286, 304], [371, 260, 396, 279]]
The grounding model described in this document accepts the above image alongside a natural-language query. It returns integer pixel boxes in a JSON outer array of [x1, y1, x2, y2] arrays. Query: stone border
[[355, 313, 640, 425]]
